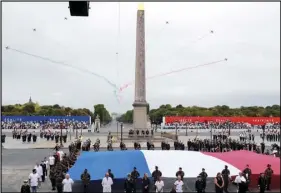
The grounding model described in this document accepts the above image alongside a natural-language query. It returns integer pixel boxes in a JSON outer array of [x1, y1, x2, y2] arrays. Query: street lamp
[[185, 123, 188, 136], [175, 124, 178, 141], [75, 124, 78, 139], [120, 122, 123, 143], [59, 120, 63, 147], [117, 122, 119, 139]]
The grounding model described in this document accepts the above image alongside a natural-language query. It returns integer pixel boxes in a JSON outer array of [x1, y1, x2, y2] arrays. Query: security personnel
[[49, 166, 56, 190], [199, 168, 208, 192], [81, 169, 91, 193], [264, 164, 274, 191], [131, 167, 140, 193]]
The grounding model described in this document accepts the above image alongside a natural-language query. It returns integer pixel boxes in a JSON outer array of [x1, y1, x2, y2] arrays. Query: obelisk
[[133, 2, 147, 131]]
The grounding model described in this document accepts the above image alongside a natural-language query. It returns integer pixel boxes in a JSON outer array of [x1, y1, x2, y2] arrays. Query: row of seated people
[[128, 129, 154, 137]]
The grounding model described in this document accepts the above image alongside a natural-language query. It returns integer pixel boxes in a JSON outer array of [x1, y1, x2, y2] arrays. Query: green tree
[[118, 104, 280, 123]]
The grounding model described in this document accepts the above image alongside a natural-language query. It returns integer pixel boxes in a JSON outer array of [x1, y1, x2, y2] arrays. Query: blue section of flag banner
[[1, 116, 90, 123], [68, 150, 151, 180]]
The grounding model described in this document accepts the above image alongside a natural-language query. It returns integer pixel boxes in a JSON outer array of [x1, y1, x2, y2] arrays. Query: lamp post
[[262, 124, 265, 143], [59, 120, 63, 147], [120, 122, 123, 143], [75, 124, 78, 139], [185, 123, 188, 136], [175, 124, 178, 141], [117, 122, 119, 139]]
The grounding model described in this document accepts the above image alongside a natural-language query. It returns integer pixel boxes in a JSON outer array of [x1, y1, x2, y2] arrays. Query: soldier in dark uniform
[[27, 133, 32, 143], [81, 169, 91, 193], [12, 130, 16, 139], [195, 175, 204, 193], [152, 166, 162, 183], [199, 168, 208, 192], [131, 167, 140, 193], [20, 180, 31, 193], [49, 166, 56, 190], [221, 165, 230, 193], [55, 172, 64, 193], [258, 173, 267, 193], [124, 174, 134, 193], [108, 169, 114, 180], [264, 164, 273, 190], [32, 132, 37, 143], [22, 132, 27, 143], [242, 164, 251, 191], [175, 167, 185, 180], [55, 133, 59, 143]]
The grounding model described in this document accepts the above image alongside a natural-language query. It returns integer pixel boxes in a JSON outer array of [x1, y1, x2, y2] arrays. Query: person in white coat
[[102, 172, 113, 192], [155, 176, 164, 193], [62, 174, 74, 192], [34, 163, 43, 188]]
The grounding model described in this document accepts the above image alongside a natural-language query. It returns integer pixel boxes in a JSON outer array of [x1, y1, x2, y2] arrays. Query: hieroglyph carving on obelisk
[[133, 2, 148, 130]]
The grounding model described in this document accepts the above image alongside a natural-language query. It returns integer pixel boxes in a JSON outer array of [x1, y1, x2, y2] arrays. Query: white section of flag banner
[[141, 150, 241, 178]]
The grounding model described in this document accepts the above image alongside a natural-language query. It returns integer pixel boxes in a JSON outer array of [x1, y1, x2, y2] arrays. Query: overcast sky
[[2, 2, 280, 113]]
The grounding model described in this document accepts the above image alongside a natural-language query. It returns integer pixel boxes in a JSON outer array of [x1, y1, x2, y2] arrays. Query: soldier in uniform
[[242, 164, 251, 191], [199, 168, 208, 192], [81, 169, 91, 193], [55, 172, 65, 193], [131, 167, 140, 193], [258, 173, 267, 193], [49, 166, 56, 190], [108, 169, 114, 180], [221, 165, 230, 193], [152, 166, 162, 184], [264, 164, 273, 191], [124, 174, 134, 193], [195, 176, 205, 193]]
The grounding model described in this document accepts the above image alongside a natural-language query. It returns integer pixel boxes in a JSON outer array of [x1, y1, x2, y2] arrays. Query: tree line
[[1, 102, 112, 123], [117, 104, 280, 124]]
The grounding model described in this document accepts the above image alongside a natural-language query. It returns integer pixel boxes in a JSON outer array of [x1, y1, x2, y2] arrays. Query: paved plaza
[[1, 124, 277, 192]]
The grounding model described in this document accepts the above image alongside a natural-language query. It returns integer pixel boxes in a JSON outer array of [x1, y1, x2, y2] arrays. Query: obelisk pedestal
[[133, 3, 148, 131]]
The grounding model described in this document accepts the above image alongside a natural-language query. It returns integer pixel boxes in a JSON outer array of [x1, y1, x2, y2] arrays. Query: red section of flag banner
[[164, 116, 280, 125]]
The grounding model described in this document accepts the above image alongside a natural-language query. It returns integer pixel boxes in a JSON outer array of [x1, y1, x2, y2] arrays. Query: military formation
[[49, 141, 80, 192], [12, 130, 38, 143], [39, 130, 68, 143]]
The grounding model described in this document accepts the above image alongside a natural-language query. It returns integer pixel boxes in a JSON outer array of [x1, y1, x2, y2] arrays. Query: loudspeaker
[[69, 1, 90, 17]]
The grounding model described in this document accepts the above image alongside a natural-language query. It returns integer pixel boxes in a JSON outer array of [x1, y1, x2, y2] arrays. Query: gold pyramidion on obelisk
[[138, 2, 144, 11]]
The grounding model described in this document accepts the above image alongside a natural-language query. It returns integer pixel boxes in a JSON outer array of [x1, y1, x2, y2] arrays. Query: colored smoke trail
[[119, 58, 228, 92], [5, 46, 119, 91]]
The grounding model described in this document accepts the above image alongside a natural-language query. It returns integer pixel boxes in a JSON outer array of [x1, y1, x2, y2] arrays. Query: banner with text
[[164, 116, 280, 125], [1, 116, 91, 123]]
